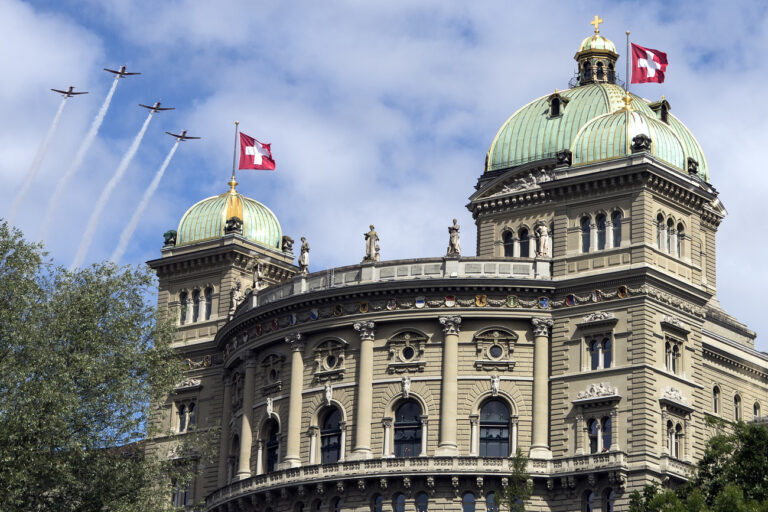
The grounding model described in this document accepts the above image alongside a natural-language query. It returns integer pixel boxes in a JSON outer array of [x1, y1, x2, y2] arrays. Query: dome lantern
[[575, 15, 619, 86]]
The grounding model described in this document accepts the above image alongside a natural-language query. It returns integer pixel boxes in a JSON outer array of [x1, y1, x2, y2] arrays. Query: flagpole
[[231, 120, 239, 183], [625, 30, 630, 94]]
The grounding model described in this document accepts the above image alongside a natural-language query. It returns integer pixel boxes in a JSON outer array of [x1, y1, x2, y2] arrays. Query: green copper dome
[[486, 83, 709, 181], [176, 181, 282, 248]]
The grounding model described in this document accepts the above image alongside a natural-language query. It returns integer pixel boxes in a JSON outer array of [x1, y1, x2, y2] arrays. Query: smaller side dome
[[574, 16, 618, 86], [579, 34, 617, 53], [572, 109, 685, 170]]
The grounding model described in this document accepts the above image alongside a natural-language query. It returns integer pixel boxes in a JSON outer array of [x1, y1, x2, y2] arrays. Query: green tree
[[0, 221, 208, 511], [503, 449, 532, 512]]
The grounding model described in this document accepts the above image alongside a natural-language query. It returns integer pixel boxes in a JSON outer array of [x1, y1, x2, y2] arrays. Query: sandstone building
[[148, 21, 768, 512]]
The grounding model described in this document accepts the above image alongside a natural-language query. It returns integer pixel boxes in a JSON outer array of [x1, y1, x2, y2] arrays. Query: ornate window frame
[[659, 386, 693, 461], [386, 330, 428, 374], [312, 338, 347, 382], [660, 315, 690, 377], [261, 353, 285, 394], [473, 328, 517, 371], [577, 312, 618, 372], [572, 382, 621, 455]]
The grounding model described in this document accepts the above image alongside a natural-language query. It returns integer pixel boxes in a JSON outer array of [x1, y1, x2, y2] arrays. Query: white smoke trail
[[40, 77, 120, 241], [110, 140, 181, 263], [7, 98, 68, 226], [71, 113, 153, 269]]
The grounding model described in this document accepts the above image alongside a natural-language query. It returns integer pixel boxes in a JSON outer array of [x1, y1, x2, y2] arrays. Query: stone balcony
[[205, 453, 625, 510], [245, 256, 552, 313]]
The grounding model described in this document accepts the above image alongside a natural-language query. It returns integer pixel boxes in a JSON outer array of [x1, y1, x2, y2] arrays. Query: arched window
[[674, 423, 683, 458], [583, 491, 595, 512], [550, 97, 561, 117], [416, 492, 429, 512], [596, 62, 604, 80], [330, 497, 342, 512], [393, 493, 406, 512], [321, 408, 342, 464], [486, 492, 499, 512], [372, 495, 384, 512], [665, 341, 672, 371], [677, 223, 684, 258], [188, 402, 196, 429], [462, 492, 476, 512], [671, 345, 680, 374], [587, 419, 599, 454], [204, 287, 213, 320], [265, 419, 280, 473], [581, 216, 591, 253], [479, 399, 510, 457], [503, 231, 515, 257], [734, 395, 742, 421], [611, 211, 622, 247], [583, 62, 592, 82], [589, 339, 600, 370], [178, 404, 187, 433], [596, 213, 607, 250], [179, 292, 188, 325], [394, 400, 422, 457], [755, 402, 761, 421], [608, 62, 615, 81], [601, 416, 612, 451], [667, 219, 674, 254], [192, 289, 201, 322], [602, 338, 612, 369], [519, 228, 530, 258], [604, 489, 615, 512], [657, 214, 665, 249], [713, 386, 721, 414], [661, 103, 669, 123]]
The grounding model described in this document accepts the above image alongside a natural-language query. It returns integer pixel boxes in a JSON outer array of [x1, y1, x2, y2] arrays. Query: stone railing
[[659, 455, 692, 479], [248, 257, 551, 312], [205, 453, 623, 510]]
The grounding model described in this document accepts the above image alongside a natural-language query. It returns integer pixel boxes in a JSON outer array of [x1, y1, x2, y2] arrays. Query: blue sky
[[2, 0, 767, 350]]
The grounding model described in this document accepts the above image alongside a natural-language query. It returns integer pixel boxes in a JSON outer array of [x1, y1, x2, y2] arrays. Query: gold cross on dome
[[590, 15, 604, 34]]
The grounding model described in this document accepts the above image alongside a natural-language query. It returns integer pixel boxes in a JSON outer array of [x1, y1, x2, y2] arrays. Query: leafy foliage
[[629, 421, 768, 512], [503, 449, 532, 512], [0, 221, 210, 511]]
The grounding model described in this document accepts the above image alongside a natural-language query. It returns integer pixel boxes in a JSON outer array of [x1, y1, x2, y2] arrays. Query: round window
[[325, 355, 337, 370], [489, 344, 504, 359], [269, 369, 278, 382], [402, 346, 415, 361]]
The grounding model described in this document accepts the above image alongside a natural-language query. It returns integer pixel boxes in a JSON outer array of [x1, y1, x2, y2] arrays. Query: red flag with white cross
[[239, 132, 275, 170], [631, 43, 668, 84]]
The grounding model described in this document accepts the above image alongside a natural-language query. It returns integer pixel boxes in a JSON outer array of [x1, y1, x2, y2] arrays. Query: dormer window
[[548, 92, 568, 118], [650, 98, 671, 124]]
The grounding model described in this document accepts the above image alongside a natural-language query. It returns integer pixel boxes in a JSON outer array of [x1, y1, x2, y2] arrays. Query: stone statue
[[266, 396, 274, 416], [363, 225, 380, 262], [253, 261, 265, 291], [447, 218, 461, 256], [163, 229, 177, 246], [299, 237, 310, 274], [536, 225, 551, 257], [490, 374, 501, 396], [282, 235, 295, 254], [228, 281, 244, 319], [225, 216, 243, 234], [401, 376, 411, 398], [324, 382, 333, 406]]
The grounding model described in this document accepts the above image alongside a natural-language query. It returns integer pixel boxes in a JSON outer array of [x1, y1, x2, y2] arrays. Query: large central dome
[[175, 180, 282, 248], [486, 37, 709, 181]]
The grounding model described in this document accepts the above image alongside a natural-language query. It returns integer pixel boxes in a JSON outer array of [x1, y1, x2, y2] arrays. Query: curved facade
[[149, 21, 766, 512]]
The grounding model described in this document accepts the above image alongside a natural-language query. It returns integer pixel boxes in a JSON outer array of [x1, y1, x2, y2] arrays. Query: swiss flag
[[631, 43, 668, 84], [239, 132, 275, 170]]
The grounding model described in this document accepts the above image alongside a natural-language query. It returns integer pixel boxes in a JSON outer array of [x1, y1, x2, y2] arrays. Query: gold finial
[[590, 15, 604, 34], [622, 92, 632, 111], [662, 95, 666, 101], [228, 176, 238, 193], [555, 88, 559, 94]]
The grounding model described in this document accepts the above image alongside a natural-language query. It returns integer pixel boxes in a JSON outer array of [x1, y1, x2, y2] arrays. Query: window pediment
[[313, 339, 347, 381], [387, 331, 428, 374], [474, 329, 517, 371]]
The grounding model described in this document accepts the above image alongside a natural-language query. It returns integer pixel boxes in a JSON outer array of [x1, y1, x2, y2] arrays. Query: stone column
[[283, 333, 305, 468], [436, 316, 461, 456], [235, 351, 257, 480], [308, 426, 319, 464], [669, 229, 678, 258], [255, 440, 264, 475], [659, 224, 668, 252], [529, 236, 538, 258], [610, 409, 619, 451], [511, 418, 519, 456], [606, 220, 614, 248], [339, 421, 347, 461], [382, 417, 393, 457], [513, 237, 520, 258], [575, 414, 585, 455], [419, 416, 429, 456], [530, 317, 553, 459], [469, 415, 479, 456], [590, 223, 598, 252], [351, 320, 376, 460], [218, 370, 233, 487]]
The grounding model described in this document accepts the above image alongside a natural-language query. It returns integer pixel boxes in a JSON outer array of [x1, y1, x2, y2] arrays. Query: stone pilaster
[[436, 315, 461, 456], [283, 333, 305, 468], [218, 370, 233, 487], [235, 351, 257, 479], [351, 320, 375, 460], [530, 317, 553, 459]]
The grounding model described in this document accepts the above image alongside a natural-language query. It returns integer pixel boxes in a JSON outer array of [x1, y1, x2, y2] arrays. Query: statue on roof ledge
[[446, 219, 461, 257], [299, 237, 310, 274], [363, 225, 380, 263]]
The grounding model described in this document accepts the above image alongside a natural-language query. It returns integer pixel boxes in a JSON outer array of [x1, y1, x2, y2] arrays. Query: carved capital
[[439, 315, 462, 335], [382, 417, 393, 429], [353, 320, 376, 341], [284, 333, 304, 352], [531, 317, 553, 338], [308, 426, 320, 438]]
